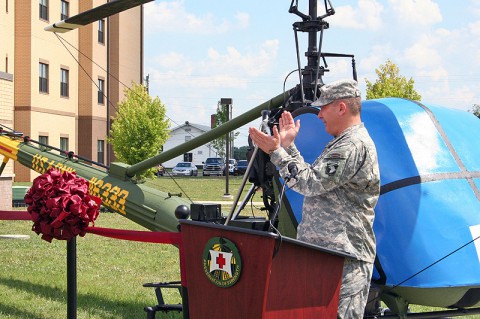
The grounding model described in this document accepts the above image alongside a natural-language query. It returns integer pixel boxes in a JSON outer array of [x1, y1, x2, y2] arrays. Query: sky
[[143, 0, 480, 147]]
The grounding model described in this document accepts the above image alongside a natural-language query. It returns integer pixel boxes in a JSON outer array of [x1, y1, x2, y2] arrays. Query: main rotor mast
[[287, 0, 356, 109]]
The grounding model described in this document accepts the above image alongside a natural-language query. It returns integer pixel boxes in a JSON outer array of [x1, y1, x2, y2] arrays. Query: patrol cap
[[311, 79, 361, 107]]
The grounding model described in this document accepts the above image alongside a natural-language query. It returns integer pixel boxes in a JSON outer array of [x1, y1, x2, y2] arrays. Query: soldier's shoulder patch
[[328, 152, 342, 158], [325, 162, 339, 176]]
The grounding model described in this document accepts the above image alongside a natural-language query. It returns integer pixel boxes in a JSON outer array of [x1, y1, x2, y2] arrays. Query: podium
[[180, 220, 354, 319]]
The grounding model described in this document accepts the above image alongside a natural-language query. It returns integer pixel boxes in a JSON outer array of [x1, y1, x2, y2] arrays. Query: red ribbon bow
[[24, 169, 102, 242]]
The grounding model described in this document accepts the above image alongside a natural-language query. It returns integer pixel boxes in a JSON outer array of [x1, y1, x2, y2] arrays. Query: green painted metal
[[126, 92, 285, 177], [2, 92, 285, 232], [14, 142, 188, 232]]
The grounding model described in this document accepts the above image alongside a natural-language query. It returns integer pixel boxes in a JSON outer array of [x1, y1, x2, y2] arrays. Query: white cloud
[[235, 12, 250, 29], [164, 97, 212, 129], [327, 59, 351, 76], [329, 0, 384, 30], [402, 19, 480, 110], [423, 83, 477, 110], [153, 52, 188, 69], [469, 21, 480, 37], [359, 44, 395, 73], [403, 36, 442, 69], [453, 86, 478, 108], [147, 40, 279, 91], [141, 0, 480, 140], [434, 28, 451, 39], [472, 0, 480, 17], [389, 0, 442, 26], [144, 1, 249, 34], [197, 40, 279, 85], [414, 69, 449, 101]]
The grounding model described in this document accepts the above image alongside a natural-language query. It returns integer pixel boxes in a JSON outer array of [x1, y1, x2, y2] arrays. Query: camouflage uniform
[[270, 122, 380, 318]]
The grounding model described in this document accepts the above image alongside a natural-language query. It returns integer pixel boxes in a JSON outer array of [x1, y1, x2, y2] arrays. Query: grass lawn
[[3, 175, 480, 318], [0, 214, 183, 319], [144, 174, 267, 217], [145, 173, 264, 202], [1, 175, 259, 319]]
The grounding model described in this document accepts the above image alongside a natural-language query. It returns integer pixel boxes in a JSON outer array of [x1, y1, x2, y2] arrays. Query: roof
[[170, 121, 211, 133]]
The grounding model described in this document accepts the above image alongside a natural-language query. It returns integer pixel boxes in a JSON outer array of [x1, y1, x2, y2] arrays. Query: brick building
[[0, 0, 143, 183]]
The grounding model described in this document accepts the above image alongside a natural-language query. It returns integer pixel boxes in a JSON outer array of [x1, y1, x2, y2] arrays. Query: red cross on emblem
[[216, 253, 226, 269]]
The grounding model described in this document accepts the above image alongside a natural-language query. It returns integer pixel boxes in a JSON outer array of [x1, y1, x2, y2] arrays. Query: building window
[[39, 0, 48, 20], [60, 68, 69, 97], [98, 78, 105, 104], [185, 136, 192, 142], [39, 62, 49, 93], [39, 135, 48, 145], [39, 135, 50, 151], [61, 0, 69, 20], [60, 137, 69, 155], [97, 140, 104, 164], [98, 20, 105, 44]]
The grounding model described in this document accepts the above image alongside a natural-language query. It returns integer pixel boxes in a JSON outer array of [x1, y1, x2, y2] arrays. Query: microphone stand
[[268, 175, 292, 233], [224, 110, 270, 225]]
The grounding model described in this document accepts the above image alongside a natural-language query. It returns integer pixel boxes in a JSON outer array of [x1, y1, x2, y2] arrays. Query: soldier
[[249, 79, 380, 318]]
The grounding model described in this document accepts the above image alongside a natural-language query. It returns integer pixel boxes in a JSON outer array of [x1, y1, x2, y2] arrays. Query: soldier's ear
[[337, 101, 347, 115]]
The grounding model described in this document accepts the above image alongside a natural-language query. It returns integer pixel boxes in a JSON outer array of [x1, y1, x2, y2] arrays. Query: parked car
[[234, 160, 248, 175], [203, 157, 225, 176], [227, 159, 236, 175], [172, 162, 198, 176], [155, 164, 165, 176]]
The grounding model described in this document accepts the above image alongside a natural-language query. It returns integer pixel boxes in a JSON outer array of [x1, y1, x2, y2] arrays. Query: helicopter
[[2, 0, 480, 318]]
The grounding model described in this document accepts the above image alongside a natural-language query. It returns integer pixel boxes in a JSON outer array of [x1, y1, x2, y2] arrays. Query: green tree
[[234, 145, 250, 160], [211, 101, 239, 158], [365, 59, 422, 101], [470, 104, 480, 118], [108, 83, 170, 179]]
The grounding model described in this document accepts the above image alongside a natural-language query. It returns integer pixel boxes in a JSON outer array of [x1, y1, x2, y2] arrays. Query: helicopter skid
[[375, 285, 480, 318]]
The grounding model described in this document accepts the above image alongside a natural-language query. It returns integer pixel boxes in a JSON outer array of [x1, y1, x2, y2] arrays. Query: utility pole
[[221, 98, 233, 198], [144, 74, 150, 93]]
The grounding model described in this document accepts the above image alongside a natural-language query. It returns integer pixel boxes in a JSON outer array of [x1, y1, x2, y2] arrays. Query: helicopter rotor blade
[[45, 0, 154, 33]]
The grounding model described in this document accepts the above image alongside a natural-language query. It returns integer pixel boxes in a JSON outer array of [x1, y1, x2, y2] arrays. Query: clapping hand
[[277, 111, 300, 148], [249, 111, 300, 154]]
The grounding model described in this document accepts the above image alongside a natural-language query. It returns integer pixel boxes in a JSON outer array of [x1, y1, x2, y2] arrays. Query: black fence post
[[67, 237, 77, 319]]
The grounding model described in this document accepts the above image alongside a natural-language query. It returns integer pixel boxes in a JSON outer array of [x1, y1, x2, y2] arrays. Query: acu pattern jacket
[[270, 123, 380, 263]]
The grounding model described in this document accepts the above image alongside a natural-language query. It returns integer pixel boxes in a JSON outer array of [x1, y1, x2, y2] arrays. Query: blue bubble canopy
[[280, 98, 480, 309]]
